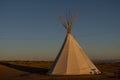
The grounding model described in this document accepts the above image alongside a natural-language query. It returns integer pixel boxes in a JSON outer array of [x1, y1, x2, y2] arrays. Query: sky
[[0, 0, 120, 60]]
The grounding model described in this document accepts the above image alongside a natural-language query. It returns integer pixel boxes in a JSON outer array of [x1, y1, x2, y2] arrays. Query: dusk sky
[[0, 0, 120, 60]]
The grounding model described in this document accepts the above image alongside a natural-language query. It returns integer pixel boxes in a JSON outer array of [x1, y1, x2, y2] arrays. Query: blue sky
[[0, 0, 120, 60]]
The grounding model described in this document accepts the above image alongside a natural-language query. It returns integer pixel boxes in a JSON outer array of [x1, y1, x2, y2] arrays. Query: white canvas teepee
[[48, 12, 101, 75]]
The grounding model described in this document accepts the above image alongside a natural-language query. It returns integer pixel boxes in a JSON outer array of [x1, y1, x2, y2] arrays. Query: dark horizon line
[[0, 58, 120, 62]]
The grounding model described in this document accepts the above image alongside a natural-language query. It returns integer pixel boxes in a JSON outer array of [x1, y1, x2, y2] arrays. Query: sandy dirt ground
[[0, 61, 120, 80]]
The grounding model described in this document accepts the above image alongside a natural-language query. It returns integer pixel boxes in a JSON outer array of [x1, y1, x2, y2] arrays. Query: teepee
[[48, 12, 101, 75]]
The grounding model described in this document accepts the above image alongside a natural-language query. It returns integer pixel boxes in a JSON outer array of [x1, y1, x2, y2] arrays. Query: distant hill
[[93, 59, 120, 63]]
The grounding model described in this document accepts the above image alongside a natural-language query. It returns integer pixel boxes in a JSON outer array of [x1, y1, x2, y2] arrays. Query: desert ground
[[0, 61, 120, 80]]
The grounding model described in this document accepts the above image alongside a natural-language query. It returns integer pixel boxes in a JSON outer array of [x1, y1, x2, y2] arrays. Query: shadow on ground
[[0, 62, 48, 74]]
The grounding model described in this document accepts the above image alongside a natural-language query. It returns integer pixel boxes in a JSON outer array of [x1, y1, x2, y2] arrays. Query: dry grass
[[0, 61, 120, 80]]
